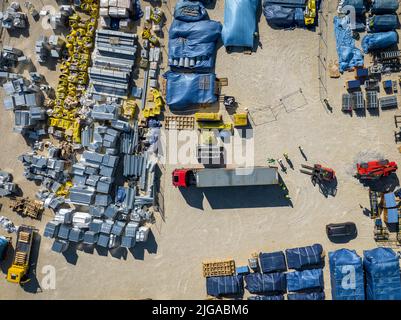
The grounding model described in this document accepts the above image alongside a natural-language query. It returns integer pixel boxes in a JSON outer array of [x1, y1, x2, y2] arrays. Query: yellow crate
[[233, 113, 248, 127]]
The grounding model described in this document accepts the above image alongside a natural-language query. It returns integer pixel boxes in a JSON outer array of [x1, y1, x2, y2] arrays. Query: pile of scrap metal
[[0, 2, 28, 30], [42, 113, 158, 252], [35, 35, 66, 63], [0, 170, 17, 197], [99, 0, 140, 29], [40, 5, 74, 30], [88, 29, 138, 99], [0, 46, 28, 79], [10, 198, 44, 219], [2, 77, 47, 138]]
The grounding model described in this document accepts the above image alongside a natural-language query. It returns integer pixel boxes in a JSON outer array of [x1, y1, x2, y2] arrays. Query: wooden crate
[[202, 259, 235, 277], [165, 116, 195, 130]]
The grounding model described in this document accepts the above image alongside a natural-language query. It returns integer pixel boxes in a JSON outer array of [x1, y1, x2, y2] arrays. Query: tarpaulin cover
[[285, 243, 323, 270], [334, 16, 364, 72], [361, 31, 398, 53], [222, 0, 260, 48], [371, 0, 399, 14], [368, 14, 398, 32], [164, 71, 217, 109], [259, 251, 287, 273], [286, 269, 324, 292], [244, 272, 287, 294], [0, 236, 8, 259], [329, 249, 365, 300], [287, 292, 325, 300], [248, 295, 285, 300], [363, 247, 401, 300], [340, 0, 366, 15], [294, 7, 305, 27], [174, 0, 208, 22], [206, 275, 244, 297], [187, 0, 213, 4], [264, 0, 306, 8], [263, 5, 295, 28], [168, 19, 222, 70]]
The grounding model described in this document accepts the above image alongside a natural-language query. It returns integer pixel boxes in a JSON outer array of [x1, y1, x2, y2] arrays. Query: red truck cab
[[172, 169, 191, 187]]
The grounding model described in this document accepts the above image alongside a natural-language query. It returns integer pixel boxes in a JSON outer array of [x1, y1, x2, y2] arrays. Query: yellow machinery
[[195, 113, 222, 122], [49, 0, 98, 143], [233, 112, 248, 127], [304, 0, 316, 26], [143, 89, 164, 118], [123, 99, 137, 119], [197, 122, 233, 130], [141, 27, 159, 46], [7, 225, 36, 284]]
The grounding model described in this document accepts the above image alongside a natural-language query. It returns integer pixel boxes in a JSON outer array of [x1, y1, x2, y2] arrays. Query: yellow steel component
[[195, 113, 222, 122], [56, 181, 73, 197], [197, 122, 233, 130], [123, 99, 137, 119], [304, 0, 316, 26], [233, 112, 249, 127]]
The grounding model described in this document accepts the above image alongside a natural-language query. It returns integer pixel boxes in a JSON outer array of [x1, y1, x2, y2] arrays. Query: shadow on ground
[[179, 184, 292, 210]]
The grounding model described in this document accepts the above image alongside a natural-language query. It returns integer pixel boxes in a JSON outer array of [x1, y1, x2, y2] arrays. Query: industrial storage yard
[[0, 0, 401, 300]]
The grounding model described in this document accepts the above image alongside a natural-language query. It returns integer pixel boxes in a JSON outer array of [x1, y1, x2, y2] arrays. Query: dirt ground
[[0, 0, 399, 299]]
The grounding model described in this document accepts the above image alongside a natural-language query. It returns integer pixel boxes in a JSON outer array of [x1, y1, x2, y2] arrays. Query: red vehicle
[[356, 160, 398, 180]]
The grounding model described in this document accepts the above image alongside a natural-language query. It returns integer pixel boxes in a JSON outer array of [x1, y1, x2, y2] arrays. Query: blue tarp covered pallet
[[222, 0, 260, 48], [263, 4, 295, 28], [287, 269, 324, 292], [259, 251, 287, 273], [368, 14, 399, 33], [285, 243, 324, 270], [174, 1, 209, 22], [329, 249, 365, 300], [371, 0, 399, 14], [264, 0, 306, 8], [0, 236, 9, 259], [334, 16, 364, 72], [363, 247, 401, 300], [206, 275, 244, 297], [168, 19, 222, 71], [244, 272, 287, 294], [164, 71, 217, 109], [340, 0, 366, 15], [287, 291, 325, 300], [361, 31, 398, 53], [248, 295, 285, 300]]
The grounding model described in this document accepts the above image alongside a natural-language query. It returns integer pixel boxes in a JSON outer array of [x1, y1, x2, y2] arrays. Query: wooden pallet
[[165, 116, 195, 130], [202, 259, 235, 277]]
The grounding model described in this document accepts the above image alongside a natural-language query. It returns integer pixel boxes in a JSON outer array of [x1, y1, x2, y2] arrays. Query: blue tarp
[[187, 0, 213, 4], [361, 31, 398, 53], [340, 0, 366, 15], [263, 5, 295, 28], [287, 269, 324, 292], [0, 236, 8, 259], [164, 71, 217, 109], [285, 243, 324, 270], [334, 16, 364, 72], [244, 272, 287, 294], [248, 295, 285, 300], [206, 275, 244, 297], [287, 292, 325, 300], [222, 0, 260, 48], [174, 1, 208, 22], [168, 19, 222, 71], [259, 251, 287, 273], [264, 0, 306, 8], [364, 247, 401, 300], [329, 249, 365, 300], [371, 0, 399, 14], [368, 15, 399, 33]]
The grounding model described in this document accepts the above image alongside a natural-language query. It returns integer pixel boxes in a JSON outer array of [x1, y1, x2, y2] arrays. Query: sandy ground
[[0, 0, 399, 299]]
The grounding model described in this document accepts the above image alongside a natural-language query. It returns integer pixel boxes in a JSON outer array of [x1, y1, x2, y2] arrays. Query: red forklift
[[300, 164, 336, 184], [355, 160, 398, 180]]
